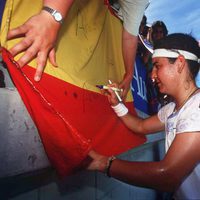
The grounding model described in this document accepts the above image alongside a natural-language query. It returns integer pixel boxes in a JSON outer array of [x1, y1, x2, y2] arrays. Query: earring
[[151, 75, 157, 83], [151, 77, 157, 84]]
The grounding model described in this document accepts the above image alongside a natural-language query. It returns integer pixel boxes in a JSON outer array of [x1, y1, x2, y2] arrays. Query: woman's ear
[[176, 55, 186, 73]]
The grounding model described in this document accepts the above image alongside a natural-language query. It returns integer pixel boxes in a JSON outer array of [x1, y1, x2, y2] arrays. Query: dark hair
[[142, 15, 147, 25], [154, 33, 200, 79], [152, 21, 168, 36]]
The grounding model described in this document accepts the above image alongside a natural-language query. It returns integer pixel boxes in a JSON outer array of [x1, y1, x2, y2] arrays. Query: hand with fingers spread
[[7, 11, 60, 81]]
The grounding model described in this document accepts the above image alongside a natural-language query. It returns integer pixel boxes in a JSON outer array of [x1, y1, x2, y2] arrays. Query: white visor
[[152, 48, 200, 63]]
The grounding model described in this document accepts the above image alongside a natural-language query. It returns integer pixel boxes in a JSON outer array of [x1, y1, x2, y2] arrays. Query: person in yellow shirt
[[7, 0, 149, 98]]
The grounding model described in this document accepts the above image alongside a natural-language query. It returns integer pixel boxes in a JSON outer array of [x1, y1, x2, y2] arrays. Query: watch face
[[54, 12, 62, 22]]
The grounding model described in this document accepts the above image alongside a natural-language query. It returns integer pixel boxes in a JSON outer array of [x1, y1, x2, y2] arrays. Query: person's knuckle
[[26, 49, 35, 58], [21, 39, 31, 47]]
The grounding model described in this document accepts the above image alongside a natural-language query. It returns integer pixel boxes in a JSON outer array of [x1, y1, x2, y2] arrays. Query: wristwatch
[[42, 6, 63, 24]]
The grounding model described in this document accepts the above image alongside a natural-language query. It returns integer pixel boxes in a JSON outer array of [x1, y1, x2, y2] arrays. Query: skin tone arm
[[107, 85, 164, 134], [88, 132, 200, 192], [119, 28, 138, 99], [87, 85, 200, 192], [120, 113, 164, 135], [7, 0, 74, 81]]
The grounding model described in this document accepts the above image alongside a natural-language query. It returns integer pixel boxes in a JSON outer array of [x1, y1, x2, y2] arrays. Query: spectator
[[7, 0, 149, 99], [144, 20, 168, 67], [150, 20, 168, 44], [137, 15, 149, 59], [139, 15, 147, 37]]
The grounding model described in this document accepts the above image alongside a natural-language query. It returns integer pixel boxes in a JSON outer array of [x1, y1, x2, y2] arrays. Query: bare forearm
[[108, 159, 178, 192], [122, 28, 138, 79], [119, 113, 163, 135], [88, 134, 200, 192], [110, 102, 164, 134], [110, 103, 148, 134], [119, 29, 138, 98], [120, 113, 146, 134]]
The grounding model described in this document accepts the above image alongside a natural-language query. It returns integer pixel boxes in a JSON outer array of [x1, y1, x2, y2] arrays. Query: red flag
[[2, 49, 146, 176]]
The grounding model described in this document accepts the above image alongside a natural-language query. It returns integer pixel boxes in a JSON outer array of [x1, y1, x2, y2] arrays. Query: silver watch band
[[43, 6, 63, 24]]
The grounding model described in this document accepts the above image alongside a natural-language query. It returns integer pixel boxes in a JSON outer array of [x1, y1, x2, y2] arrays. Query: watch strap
[[43, 6, 63, 24]]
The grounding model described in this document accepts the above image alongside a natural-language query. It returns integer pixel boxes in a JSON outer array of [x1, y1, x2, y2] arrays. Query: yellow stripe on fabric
[[1, 0, 133, 101]]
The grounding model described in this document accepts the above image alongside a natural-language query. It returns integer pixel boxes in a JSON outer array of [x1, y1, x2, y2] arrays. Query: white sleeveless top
[[158, 92, 200, 199]]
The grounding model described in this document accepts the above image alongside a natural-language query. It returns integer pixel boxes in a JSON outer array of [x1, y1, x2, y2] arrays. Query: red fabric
[[2, 49, 146, 176]]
